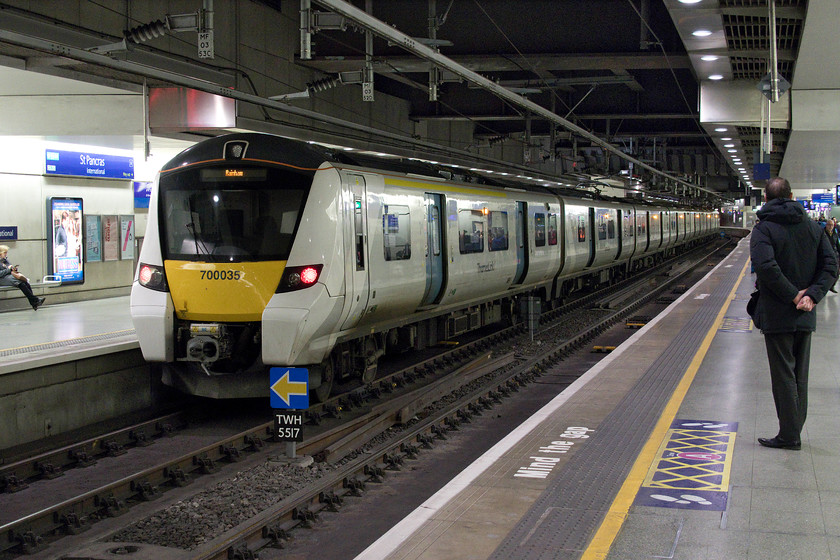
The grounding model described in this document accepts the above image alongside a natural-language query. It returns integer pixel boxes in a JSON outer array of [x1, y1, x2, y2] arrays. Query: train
[[129, 133, 720, 399]]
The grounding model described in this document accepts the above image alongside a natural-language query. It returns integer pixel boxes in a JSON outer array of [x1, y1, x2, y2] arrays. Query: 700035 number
[[200, 270, 242, 280]]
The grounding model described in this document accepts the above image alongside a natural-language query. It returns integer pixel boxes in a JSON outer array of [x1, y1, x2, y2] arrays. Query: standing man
[[750, 177, 838, 450]]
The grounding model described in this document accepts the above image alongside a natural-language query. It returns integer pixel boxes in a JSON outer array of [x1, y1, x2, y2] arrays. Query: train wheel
[[311, 358, 335, 403]]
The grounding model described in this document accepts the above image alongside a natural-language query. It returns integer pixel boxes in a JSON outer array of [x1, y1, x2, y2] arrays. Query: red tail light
[[300, 267, 319, 284], [138, 263, 168, 292], [277, 264, 323, 293]]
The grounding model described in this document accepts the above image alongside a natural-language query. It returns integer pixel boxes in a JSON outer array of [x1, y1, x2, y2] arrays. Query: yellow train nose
[[165, 260, 286, 321]]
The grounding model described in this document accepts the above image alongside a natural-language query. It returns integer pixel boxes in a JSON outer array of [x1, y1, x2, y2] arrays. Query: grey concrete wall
[[0, 349, 161, 451]]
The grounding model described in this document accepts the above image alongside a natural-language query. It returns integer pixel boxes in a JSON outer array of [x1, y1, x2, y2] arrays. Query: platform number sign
[[198, 31, 214, 59], [269, 367, 309, 409]]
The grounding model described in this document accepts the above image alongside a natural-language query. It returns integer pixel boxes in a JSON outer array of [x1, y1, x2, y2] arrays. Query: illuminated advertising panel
[[47, 197, 84, 285]]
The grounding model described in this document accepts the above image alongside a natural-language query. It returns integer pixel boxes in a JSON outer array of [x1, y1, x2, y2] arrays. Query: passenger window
[[597, 212, 607, 241], [383, 204, 411, 261], [607, 215, 616, 239], [577, 215, 586, 243], [489, 211, 509, 252], [624, 213, 634, 238], [534, 213, 546, 247], [548, 214, 558, 246], [458, 209, 485, 254]]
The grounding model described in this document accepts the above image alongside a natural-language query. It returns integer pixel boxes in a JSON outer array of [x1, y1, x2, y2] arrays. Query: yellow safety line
[[580, 258, 750, 560]]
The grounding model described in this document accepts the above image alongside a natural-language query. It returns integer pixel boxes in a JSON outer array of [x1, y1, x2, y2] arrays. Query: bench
[[0, 275, 62, 291]]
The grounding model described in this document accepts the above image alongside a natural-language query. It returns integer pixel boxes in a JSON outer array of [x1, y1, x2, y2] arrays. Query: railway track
[[0, 238, 734, 558]]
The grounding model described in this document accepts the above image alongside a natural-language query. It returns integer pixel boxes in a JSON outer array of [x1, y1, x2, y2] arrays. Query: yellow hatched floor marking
[[643, 428, 736, 491], [580, 258, 749, 560]]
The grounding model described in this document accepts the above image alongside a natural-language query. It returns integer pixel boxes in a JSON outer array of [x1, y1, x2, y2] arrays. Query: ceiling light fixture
[[715, 127, 728, 132], [692, 29, 713, 37], [701, 55, 719, 61], [708, 74, 724, 80], [724, 144, 735, 148]]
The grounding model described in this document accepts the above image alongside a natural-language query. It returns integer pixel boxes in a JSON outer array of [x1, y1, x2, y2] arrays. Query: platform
[[355, 236, 840, 560], [0, 295, 138, 375]]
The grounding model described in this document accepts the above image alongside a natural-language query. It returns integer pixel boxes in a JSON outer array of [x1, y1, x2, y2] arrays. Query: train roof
[[164, 133, 709, 211]]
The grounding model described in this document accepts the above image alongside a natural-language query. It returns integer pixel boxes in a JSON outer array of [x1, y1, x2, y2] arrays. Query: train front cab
[[131, 146, 333, 398]]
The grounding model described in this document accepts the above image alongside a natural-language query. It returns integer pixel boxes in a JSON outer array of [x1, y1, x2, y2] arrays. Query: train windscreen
[[159, 165, 310, 262]]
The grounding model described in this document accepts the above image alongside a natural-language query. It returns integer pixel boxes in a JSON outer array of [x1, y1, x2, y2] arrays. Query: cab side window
[[383, 204, 411, 261]]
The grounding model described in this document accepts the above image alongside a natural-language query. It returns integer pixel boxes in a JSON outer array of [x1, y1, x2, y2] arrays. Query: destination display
[[45, 149, 134, 180]]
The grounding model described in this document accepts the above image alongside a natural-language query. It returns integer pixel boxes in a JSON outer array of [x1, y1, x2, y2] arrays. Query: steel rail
[[182, 241, 734, 559], [0, 238, 729, 556]]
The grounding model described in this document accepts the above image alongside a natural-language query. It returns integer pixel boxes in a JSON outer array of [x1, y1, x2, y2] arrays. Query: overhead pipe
[[768, 0, 779, 103], [311, 0, 718, 197]]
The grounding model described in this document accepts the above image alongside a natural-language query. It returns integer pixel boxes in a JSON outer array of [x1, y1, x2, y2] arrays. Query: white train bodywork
[[130, 133, 720, 399]]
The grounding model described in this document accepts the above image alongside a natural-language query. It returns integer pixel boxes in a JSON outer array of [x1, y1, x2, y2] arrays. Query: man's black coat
[[750, 197, 838, 333]]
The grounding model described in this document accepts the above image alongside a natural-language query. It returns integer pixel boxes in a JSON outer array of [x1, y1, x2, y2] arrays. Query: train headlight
[[138, 263, 168, 292], [277, 264, 323, 293]]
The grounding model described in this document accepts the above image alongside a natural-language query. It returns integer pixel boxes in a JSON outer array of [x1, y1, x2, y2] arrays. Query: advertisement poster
[[120, 215, 135, 260], [102, 215, 119, 261], [47, 197, 84, 284], [134, 181, 152, 209], [85, 215, 102, 263]]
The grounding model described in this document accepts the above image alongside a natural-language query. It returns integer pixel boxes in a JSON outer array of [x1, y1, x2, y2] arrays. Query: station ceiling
[[280, 0, 808, 200], [0, 0, 823, 203]]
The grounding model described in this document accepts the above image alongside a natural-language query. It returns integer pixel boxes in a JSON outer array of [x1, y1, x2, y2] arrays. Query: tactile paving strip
[[0, 329, 136, 358], [489, 258, 744, 560]]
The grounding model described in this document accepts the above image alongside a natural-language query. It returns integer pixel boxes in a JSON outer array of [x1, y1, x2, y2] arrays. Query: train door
[[615, 209, 623, 260], [586, 207, 596, 267], [340, 174, 370, 330], [513, 201, 528, 284], [421, 193, 445, 305]]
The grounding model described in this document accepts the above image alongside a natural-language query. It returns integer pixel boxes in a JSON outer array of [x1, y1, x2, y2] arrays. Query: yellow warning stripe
[[580, 258, 749, 560]]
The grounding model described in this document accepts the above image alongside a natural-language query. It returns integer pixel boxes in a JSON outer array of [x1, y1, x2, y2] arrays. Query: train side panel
[[262, 166, 346, 366], [561, 200, 591, 276], [621, 206, 638, 260], [361, 176, 430, 324], [439, 188, 519, 305], [589, 205, 620, 269], [521, 195, 564, 285], [130, 172, 175, 362]]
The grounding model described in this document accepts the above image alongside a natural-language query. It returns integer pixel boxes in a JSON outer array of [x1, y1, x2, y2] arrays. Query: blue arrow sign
[[269, 367, 309, 409]]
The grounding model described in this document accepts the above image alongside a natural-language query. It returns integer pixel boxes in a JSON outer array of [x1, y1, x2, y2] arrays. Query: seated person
[[0, 245, 45, 310]]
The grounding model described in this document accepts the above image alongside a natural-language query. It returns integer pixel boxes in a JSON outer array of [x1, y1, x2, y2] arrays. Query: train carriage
[[130, 133, 719, 400]]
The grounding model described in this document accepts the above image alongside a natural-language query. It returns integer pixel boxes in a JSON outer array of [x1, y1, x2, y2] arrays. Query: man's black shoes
[[758, 436, 801, 450], [32, 297, 45, 311]]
